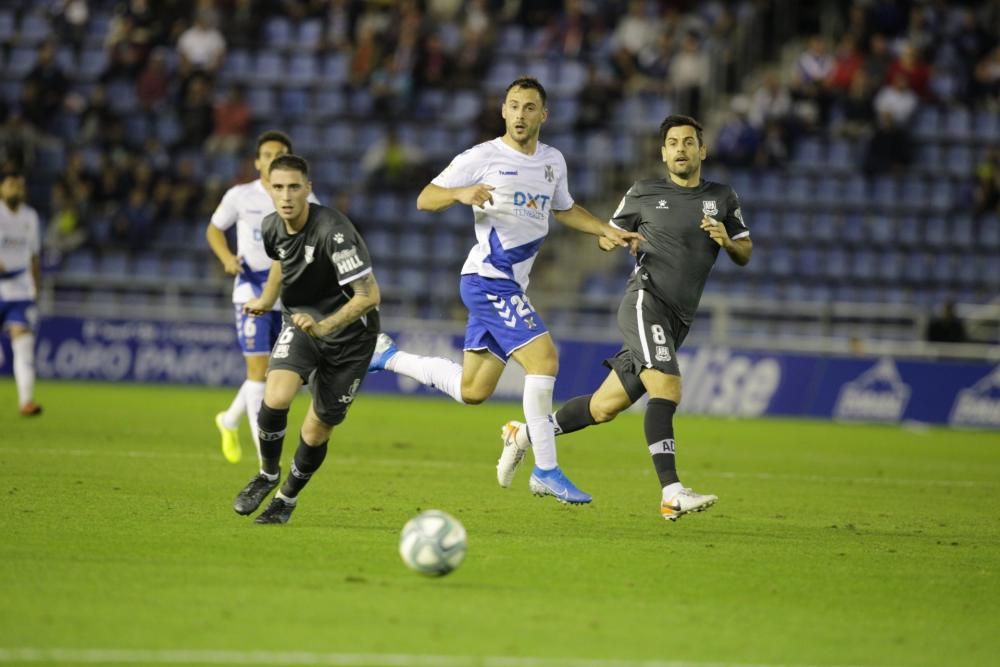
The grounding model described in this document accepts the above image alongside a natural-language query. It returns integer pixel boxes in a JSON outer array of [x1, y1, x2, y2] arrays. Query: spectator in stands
[[863, 107, 914, 175], [177, 10, 227, 76], [136, 48, 171, 114], [222, 0, 264, 50], [178, 74, 215, 149], [44, 180, 88, 265], [749, 69, 792, 131], [754, 120, 789, 169], [0, 113, 43, 172], [972, 44, 1000, 106], [25, 42, 69, 127], [612, 0, 660, 82], [574, 62, 616, 132], [110, 187, 154, 250], [926, 300, 968, 344], [973, 148, 1000, 216], [886, 42, 932, 99], [714, 95, 759, 168], [670, 30, 710, 119], [415, 31, 451, 89], [833, 70, 875, 139], [50, 0, 90, 54], [205, 85, 252, 155], [825, 35, 864, 96], [793, 35, 834, 124], [864, 33, 894, 90], [873, 71, 918, 126], [360, 126, 426, 192]]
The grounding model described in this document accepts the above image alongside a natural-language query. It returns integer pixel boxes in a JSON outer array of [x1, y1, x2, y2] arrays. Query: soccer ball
[[399, 510, 467, 576]]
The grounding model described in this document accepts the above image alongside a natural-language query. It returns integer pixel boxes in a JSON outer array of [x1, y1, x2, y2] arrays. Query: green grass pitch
[[1, 379, 998, 667]]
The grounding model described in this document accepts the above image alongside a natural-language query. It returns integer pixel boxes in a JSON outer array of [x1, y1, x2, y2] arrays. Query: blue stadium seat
[[842, 174, 867, 204], [398, 232, 428, 261], [786, 174, 811, 205], [877, 251, 904, 281], [824, 248, 848, 281], [841, 213, 867, 245], [978, 214, 1000, 251], [485, 61, 520, 94], [851, 249, 877, 281], [247, 87, 275, 116], [791, 136, 822, 168], [155, 113, 181, 146], [551, 61, 588, 96], [106, 80, 138, 113], [897, 215, 922, 249], [945, 146, 973, 177], [77, 47, 107, 81], [768, 247, 793, 278], [372, 193, 404, 222], [758, 172, 782, 204], [320, 53, 349, 84], [322, 121, 354, 153], [827, 137, 855, 170], [0, 11, 13, 42], [7, 47, 36, 77], [19, 12, 51, 45], [923, 216, 947, 249], [748, 209, 774, 240], [867, 215, 894, 247], [815, 177, 840, 207], [955, 253, 980, 287], [165, 255, 197, 279], [943, 107, 972, 141], [573, 165, 600, 199], [286, 54, 319, 87], [297, 19, 324, 51], [264, 16, 293, 47], [254, 52, 285, 84], [445, 90, 482, 125], [442, 205, 468, 229], [912, 107, 940, 140], [928, 180, 954, 213], [497, 25, 525, 51], [975, 110, 999, 141], [899, 176, 927, 211], [364, 229, 393, 260], [279, 87, 310, 118], [98, 251, 130, 277], [314, 89, 345, 118], [871, 175, 898, 208], [796, 248, 821, 279], [85, 12, 112, 46], [208, 154, 239, 183], [951, 216, 974, 250], [56, 47, 77, 76], [780, 211, 808, 243], [60, 249, 97, 277], [812, 213, 836, 243], [218, 49, 251, 84], [133, 251, 163, 276]]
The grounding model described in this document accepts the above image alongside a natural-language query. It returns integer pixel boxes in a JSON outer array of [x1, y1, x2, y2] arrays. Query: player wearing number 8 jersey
[[367, 77, 642, 505], [497, 115, 753, 520]]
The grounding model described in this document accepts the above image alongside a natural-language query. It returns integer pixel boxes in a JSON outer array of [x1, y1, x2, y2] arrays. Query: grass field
[[1, 379, 998, 667]]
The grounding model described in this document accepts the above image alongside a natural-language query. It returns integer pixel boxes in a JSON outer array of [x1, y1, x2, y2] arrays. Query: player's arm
[[416, 183, 495, 212], [293, 272, 381, 338], [700, 216, 753, 266], [553, 204, 644, 254], [206, 224, 241, 275], [243, 261, 282, 315], [31, 253, 40, 290]]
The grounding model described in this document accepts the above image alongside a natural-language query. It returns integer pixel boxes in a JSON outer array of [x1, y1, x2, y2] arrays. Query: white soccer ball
[[399, 509, 467, 576]]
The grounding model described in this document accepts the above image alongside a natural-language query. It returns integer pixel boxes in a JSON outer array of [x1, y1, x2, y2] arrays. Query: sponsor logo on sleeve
[[332, 246, 364, 273]]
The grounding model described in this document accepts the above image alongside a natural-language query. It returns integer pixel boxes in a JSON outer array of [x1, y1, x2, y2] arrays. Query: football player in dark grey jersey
[[498, 115, 752, 521], [232, 155, 382, 524]]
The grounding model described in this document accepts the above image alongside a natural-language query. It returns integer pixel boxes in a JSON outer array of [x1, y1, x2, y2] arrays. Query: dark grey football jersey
[[261, 203, 379, 343], [610, 178, 749, 325]]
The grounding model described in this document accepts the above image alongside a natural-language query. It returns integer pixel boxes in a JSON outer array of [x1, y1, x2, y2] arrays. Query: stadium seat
[[943, 107, 972, 141], [218, 49, 251, 84], [297, 19, 324, 51], [77, 47, 107, 81], [320, 53, 349, 84], [279, 87, 310, 119], [912, 107, 940, 140], [286, 54, 319, 87], [18, 12, 51, 45], [551, 61, 588, 96], [60, 249, 97, 277], [6, 47, 36, 77], [372, 193, 404, 223], [254, 52, 285, 85], [264, 16, 293, 47], [975, 110, 999, 141], [896, 215, 922, 249], [247, 88, 275, 117], [98, 251, 131, 278], [827, 138, 855, 170], [0, 11, 13, 42]]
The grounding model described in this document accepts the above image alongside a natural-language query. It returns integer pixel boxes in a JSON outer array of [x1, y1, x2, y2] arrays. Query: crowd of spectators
[[713, 0, 999, 175], [0, 0, 759, 267]]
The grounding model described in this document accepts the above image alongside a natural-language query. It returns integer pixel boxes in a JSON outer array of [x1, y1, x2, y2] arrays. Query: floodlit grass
[[1, 379, 998, 666]]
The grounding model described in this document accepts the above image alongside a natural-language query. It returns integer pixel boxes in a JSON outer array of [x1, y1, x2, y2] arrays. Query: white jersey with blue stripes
[[210, 178, 319, 305], [433, 138, 574, 291], [0, 201, 40, 301]]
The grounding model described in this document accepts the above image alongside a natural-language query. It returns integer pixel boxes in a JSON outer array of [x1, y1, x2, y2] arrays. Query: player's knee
[[460, 389, 490, 405], [590, 402, 621, 424]]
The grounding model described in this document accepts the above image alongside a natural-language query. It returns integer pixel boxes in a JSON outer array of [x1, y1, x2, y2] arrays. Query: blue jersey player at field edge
[[368, 77, 642, 505]]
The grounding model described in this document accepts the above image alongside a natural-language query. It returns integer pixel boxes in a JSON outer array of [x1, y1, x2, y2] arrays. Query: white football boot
[[660, 486, 718, 521], [496, 420, 530, 488]]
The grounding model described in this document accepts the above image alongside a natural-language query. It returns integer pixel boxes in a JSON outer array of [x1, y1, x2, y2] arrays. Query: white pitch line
[[0, 648, 880, 667]]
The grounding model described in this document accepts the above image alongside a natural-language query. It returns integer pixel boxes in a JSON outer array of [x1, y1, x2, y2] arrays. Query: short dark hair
[[268, 154, 309, 177], [256, 130, 293, 157], [659, 114, 704, 146], [505, 77, 547, 106]]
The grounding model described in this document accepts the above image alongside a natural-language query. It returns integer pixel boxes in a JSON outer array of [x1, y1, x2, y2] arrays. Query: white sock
[[662, 482, 683, 500], [222, 381, 247, 429], [523, 374, 557, 470], [12, 334, 36, 407], [387, 351, 465, 403], [243, 380, 266, 462], [275, 490, 297, 505]]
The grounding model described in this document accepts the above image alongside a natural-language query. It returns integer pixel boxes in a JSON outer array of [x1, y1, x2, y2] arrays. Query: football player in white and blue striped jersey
[[206, 131, 320, 464], [0, 170, 42, 416], [369, 77, 642, 505]]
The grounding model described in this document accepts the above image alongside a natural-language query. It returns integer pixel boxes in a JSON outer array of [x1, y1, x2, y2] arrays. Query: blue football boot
[[528, 466, 592, 504]]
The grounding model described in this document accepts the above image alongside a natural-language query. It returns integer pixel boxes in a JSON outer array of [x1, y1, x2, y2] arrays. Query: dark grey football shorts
[[267, 322, 377, 426], [603, 288, 689, 402]]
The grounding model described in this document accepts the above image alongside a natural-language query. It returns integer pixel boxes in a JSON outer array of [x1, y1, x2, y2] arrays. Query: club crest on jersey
[[304, 245, 315, 264], [277, 247, 287, 258], [655, 345, 672, 362], [544, 164, 554, 183], [702, 200, 718, 217], [657, 199, 669, 209]]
